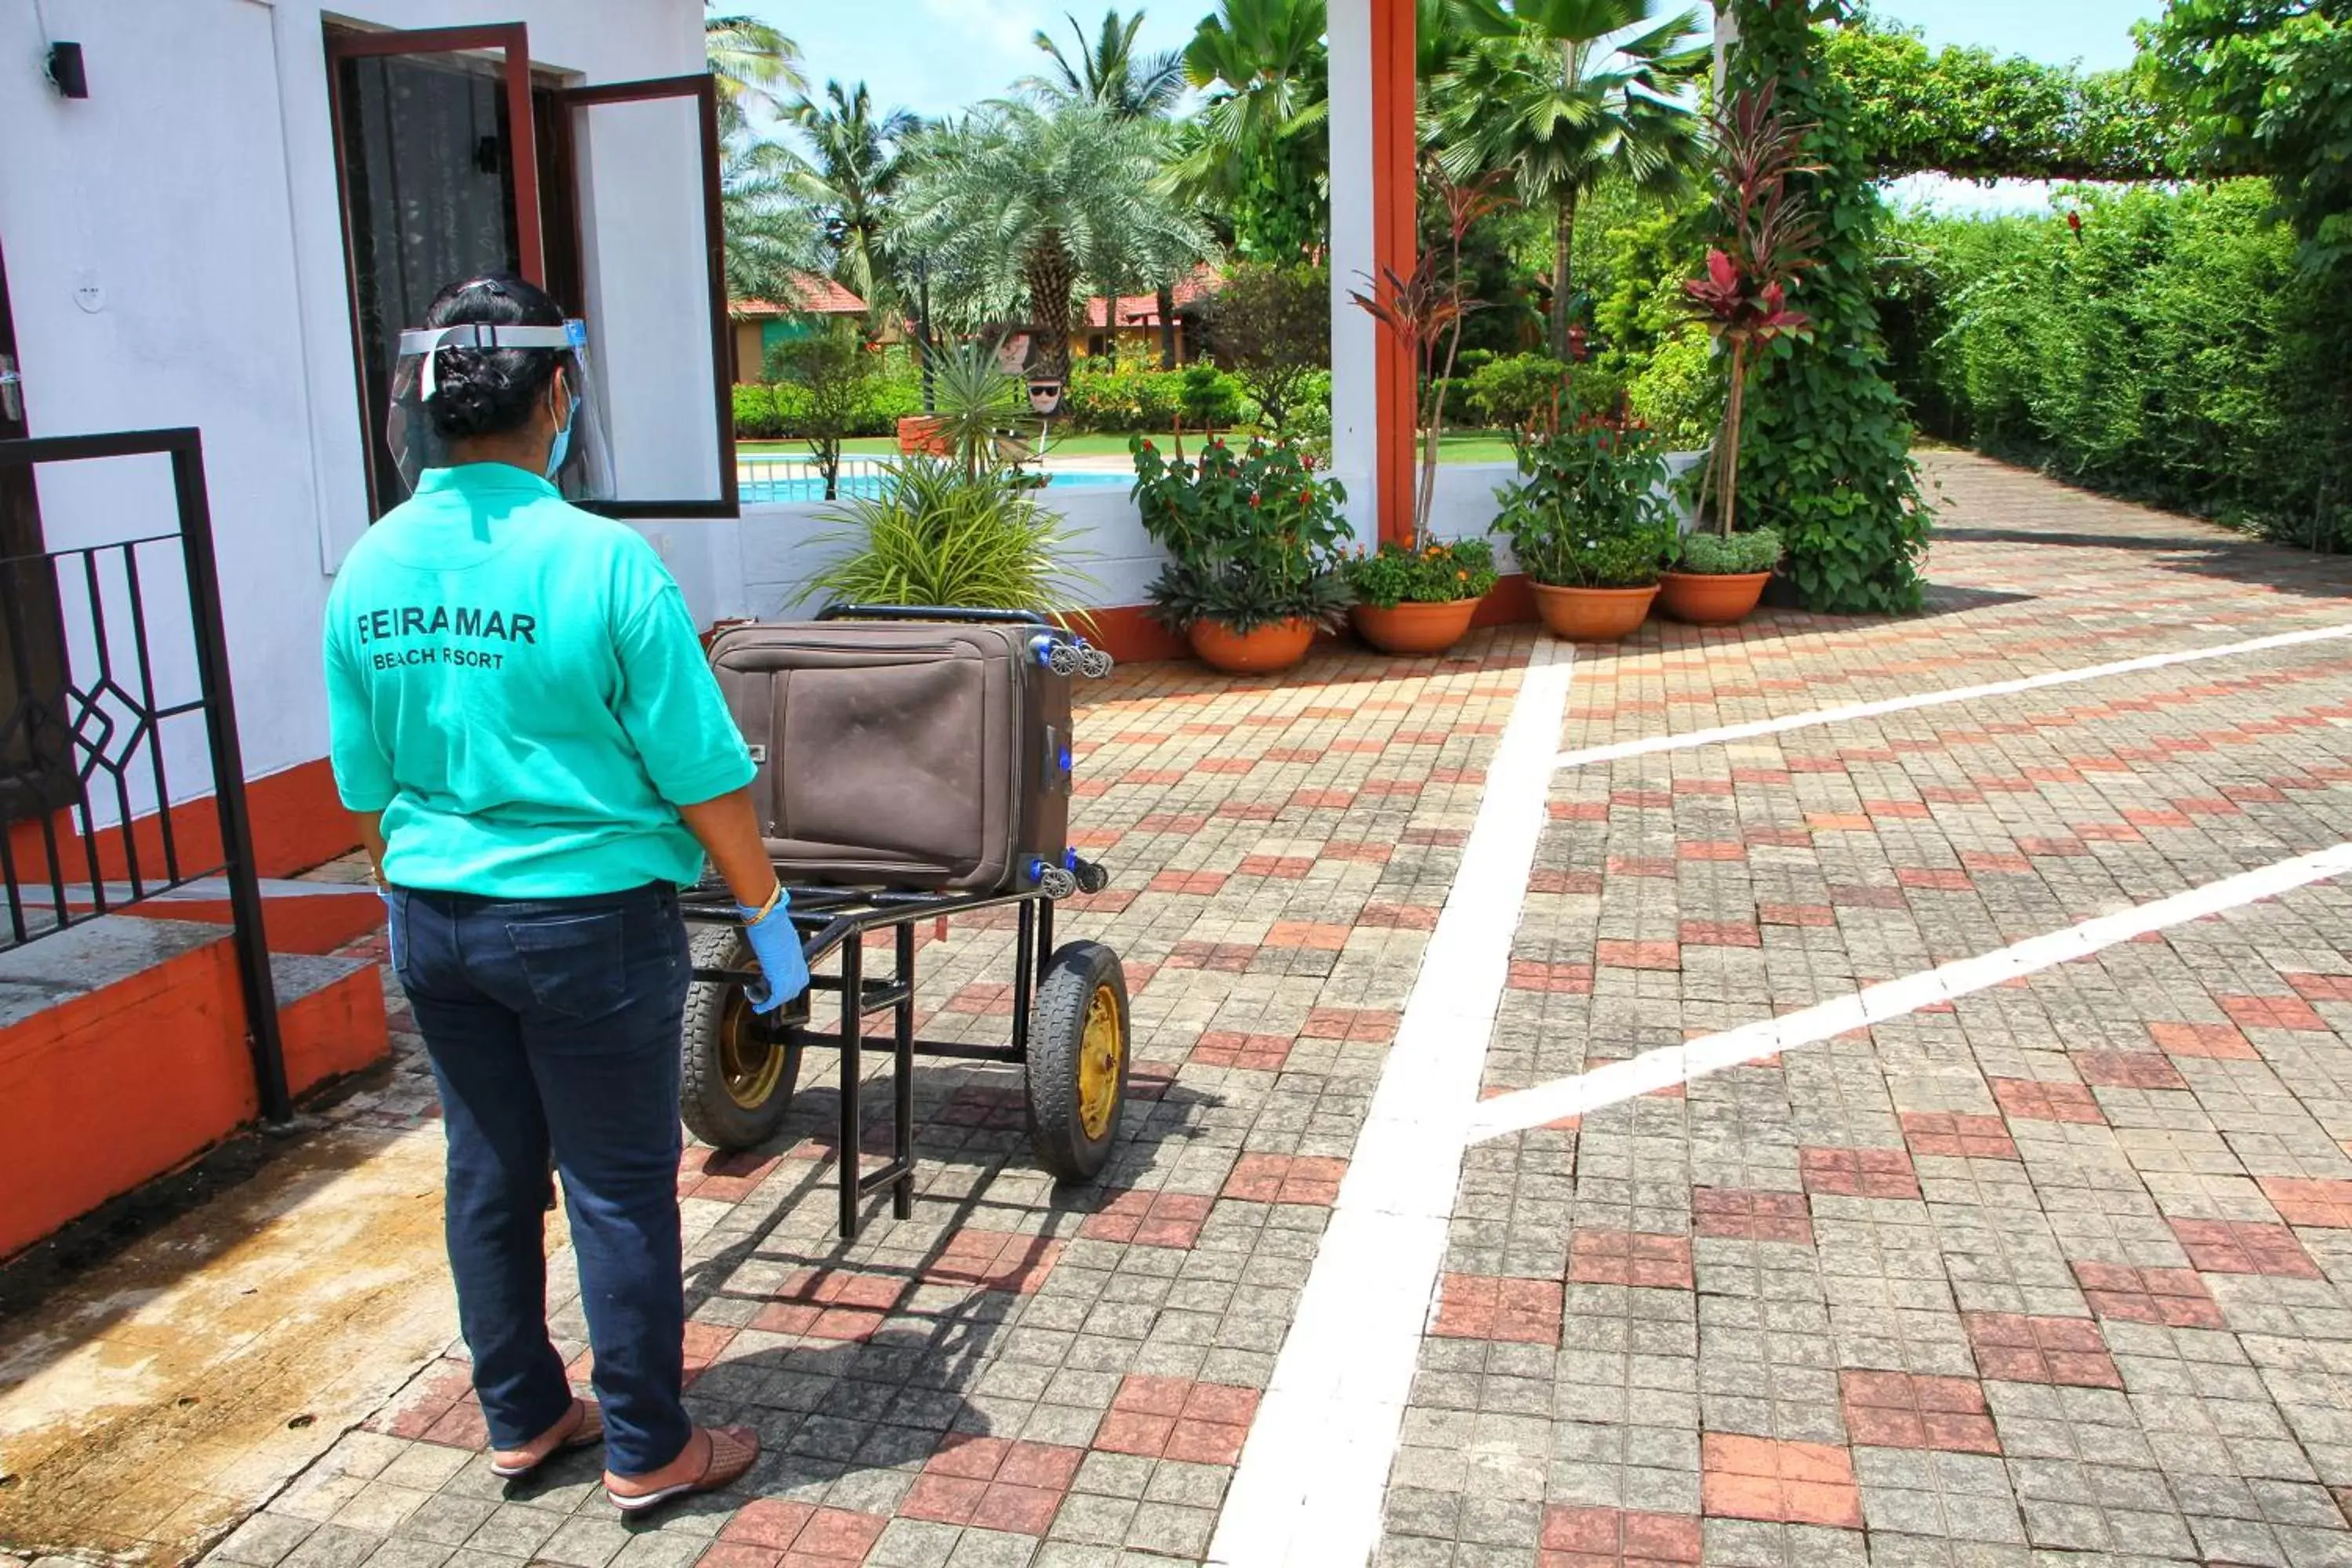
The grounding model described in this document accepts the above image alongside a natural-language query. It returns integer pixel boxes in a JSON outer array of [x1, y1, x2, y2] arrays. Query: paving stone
[[85, 459, 2352, 1568]]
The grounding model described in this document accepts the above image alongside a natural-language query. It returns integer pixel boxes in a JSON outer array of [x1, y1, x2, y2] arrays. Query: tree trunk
[[1157, 284, 1178, 368], [1718, 340, 1748, 538], [1099, 278, 1119, 369], [1025, 232, 1077, 381], [1548, 189, 1580, 361]]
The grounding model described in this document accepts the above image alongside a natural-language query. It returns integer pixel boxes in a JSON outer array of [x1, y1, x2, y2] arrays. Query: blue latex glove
[[737, 891, 811, 1014]]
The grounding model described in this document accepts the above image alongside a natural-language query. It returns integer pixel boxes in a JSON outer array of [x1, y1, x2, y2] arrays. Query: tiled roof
[[733, 271, 868, 318], [1084, 263, 1221, 330]]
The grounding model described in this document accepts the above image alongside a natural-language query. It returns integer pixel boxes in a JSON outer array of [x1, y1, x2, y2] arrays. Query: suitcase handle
[[816, 604, 1047, 627]]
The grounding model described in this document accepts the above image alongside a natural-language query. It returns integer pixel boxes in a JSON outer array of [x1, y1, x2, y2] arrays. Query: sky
[[742, 0, 2163, 125]]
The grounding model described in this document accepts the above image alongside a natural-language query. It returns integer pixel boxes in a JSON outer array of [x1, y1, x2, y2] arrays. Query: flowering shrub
[[1490, 422, 1677, 589], [1341, 539, 1499, 608], [1131, 435, 1352, 633]]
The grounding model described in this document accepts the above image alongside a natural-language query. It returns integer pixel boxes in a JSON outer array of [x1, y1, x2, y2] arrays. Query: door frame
[[544, 71, 738, 520], [0, 238, 74, 826]]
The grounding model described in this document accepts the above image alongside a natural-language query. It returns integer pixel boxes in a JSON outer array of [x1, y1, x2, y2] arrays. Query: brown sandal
[[605, 1425, 759, 1515], [489, 1398, 604, 1479]]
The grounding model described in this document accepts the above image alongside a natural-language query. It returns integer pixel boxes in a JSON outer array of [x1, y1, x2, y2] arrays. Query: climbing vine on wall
[[1726, 0, 1930, 614]]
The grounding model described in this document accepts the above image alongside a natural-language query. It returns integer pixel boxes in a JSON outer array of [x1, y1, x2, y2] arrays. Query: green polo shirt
[[322, 463, 753, 898]]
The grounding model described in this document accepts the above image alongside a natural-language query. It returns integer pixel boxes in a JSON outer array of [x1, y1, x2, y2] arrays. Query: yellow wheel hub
[[719, 989, 786, 1111], [1076, 983, 1124, 1140]]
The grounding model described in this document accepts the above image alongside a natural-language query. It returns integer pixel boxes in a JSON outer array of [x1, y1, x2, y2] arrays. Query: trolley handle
[[817, 604, 1047, 627]]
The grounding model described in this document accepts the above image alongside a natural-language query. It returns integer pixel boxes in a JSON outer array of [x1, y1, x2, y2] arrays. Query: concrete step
[[0, 916, 387, 1261], [9, 876, 385, 955]]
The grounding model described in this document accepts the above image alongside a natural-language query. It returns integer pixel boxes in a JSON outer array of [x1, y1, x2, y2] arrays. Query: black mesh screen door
[[0, 238, 72, 826], [324, 24, 545, 519]]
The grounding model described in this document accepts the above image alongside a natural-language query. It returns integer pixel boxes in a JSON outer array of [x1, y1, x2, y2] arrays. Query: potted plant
[[1341, 539, 1501, 655], [1674, 84, 1821, 623], [1658, 525, 1783, 622], [1491, 417, 1678, 641], [1345, 168, 1513, 657], [1132, 434, 1350, 674]]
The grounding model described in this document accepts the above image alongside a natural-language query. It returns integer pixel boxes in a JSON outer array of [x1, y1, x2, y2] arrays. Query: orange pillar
[[1370, 0, 1418, 548]]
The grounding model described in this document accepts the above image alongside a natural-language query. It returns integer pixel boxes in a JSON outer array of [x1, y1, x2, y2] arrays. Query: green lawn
[[739, 429, 1526, 465]]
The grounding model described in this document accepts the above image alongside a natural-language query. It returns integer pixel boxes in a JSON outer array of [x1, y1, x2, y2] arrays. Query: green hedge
[[738, 355, 1264, 440], [735, 347, 926, 441], [1888, 180, 2351, 550]]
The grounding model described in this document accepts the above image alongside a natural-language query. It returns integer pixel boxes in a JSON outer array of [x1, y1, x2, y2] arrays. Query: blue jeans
[[389, 880, 693, 1476]]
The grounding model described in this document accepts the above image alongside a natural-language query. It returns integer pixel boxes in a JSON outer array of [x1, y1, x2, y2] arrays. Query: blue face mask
[[546, 393, 580, 482]]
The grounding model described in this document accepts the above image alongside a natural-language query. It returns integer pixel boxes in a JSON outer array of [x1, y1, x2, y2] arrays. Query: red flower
[[2067, 211, 2082, 233], [1249, 492, 1261, 507]]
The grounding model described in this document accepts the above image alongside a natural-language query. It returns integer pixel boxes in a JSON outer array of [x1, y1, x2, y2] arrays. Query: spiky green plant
[[805, 459, 1098, 621], [925, 344, 1029, 481]]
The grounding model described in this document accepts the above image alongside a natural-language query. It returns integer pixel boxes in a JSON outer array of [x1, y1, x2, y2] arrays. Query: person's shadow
[[516, 1068, 1224, 1527]]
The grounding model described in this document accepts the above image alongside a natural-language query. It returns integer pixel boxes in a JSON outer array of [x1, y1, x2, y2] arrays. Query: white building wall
[[0, 0, 705, 815]]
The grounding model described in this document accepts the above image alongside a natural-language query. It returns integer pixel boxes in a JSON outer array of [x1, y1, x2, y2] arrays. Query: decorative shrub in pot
[[1341, 539, 1501, 655], [1131, 435, 1351, 674], [1491, 421, 1679, 642], [1657, 526, 1782, 625]]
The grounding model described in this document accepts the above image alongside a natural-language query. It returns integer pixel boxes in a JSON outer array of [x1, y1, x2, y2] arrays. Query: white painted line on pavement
[[1554, 621, 2352, 771], [1465, 840, 2352, 1143], [1208, 639, 1575, 1568]]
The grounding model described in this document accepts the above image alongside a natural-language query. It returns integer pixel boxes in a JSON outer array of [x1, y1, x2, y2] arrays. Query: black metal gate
[[0, 428, 289, 1121]]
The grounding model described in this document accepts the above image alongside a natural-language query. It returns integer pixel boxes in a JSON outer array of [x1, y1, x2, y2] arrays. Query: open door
[[325, 24, 543, 518], [541, 73, 738, 519], [0, 239, 73, 827]]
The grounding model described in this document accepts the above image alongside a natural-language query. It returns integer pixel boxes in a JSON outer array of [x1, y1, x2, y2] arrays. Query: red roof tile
[[1084, 263, 1221, 330], [733, 271, 868, 318]]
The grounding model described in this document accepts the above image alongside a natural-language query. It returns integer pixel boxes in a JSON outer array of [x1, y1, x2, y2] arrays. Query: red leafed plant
[[1684, 83, 1822, 537], [1352, 166, 1514, 549]]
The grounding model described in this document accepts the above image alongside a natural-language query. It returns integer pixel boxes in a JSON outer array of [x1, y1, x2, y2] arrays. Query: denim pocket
[[506, 910, 628, 1021], [385, 890, 412, 991]]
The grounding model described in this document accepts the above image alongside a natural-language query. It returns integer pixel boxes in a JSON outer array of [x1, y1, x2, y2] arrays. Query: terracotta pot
[[1351, 597, 1482, 656], [1657, 569, 1771, 626], [1188, 617, 1316, 675], [896, 415, 949, 456], [1529, 583, 1658, 642]]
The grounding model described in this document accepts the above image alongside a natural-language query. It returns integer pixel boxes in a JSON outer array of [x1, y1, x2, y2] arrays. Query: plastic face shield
[[385, 318, 615, 502]]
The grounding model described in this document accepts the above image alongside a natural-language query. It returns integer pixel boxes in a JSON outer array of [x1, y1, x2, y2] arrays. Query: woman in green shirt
[[325, 275, 805, 1515]]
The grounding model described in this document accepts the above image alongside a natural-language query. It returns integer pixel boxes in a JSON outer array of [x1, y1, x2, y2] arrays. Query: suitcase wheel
[[681, 925, 803, 1151], [1024, 941, 1130, 1182]]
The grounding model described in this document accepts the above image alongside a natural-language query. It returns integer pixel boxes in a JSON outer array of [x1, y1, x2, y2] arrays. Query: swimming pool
[[739, 465, 1131, 506]]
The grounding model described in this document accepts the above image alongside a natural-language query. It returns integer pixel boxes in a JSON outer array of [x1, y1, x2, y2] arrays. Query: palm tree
[[1023, 9, 1189, 118], [706, 11, 805, 136], [1437, 0, 1705, 358], [788, 81, 921, 327], [1024, 9, 1197, 367], [720, 135, 819, 306], [899, 102, 1210, 381], [1178, 0, 1331, 265]]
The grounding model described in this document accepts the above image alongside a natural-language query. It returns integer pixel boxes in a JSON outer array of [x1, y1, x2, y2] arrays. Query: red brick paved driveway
[[156, 453, 2352, 1568]]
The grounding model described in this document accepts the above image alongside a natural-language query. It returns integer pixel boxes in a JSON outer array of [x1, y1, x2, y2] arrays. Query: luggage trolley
[[679, 608, 1128, 1240]]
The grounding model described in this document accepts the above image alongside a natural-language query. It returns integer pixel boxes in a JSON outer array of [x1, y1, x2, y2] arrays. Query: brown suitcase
[[705, 608, 1109, 894]]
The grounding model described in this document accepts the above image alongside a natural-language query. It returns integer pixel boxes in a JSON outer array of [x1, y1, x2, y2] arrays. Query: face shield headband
[[385, 318, 615, 503]]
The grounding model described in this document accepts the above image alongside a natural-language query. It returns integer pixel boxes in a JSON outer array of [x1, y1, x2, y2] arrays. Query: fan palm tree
[[706, 11, 804, 136], [1178, 0, 1330, 200], [787, 81, 921, 327], [899, 102, 1210, 381], [1023, 9, 1189, 118], [1437, 0, 1705, 358]]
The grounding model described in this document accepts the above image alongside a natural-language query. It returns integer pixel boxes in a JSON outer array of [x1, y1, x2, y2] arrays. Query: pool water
[[740, 469, 1131, 505]]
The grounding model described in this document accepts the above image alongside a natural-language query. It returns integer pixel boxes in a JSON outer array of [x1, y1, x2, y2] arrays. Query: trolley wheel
[[1024, 940, 1130, 1182], [681, 925, 803, 1151]]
